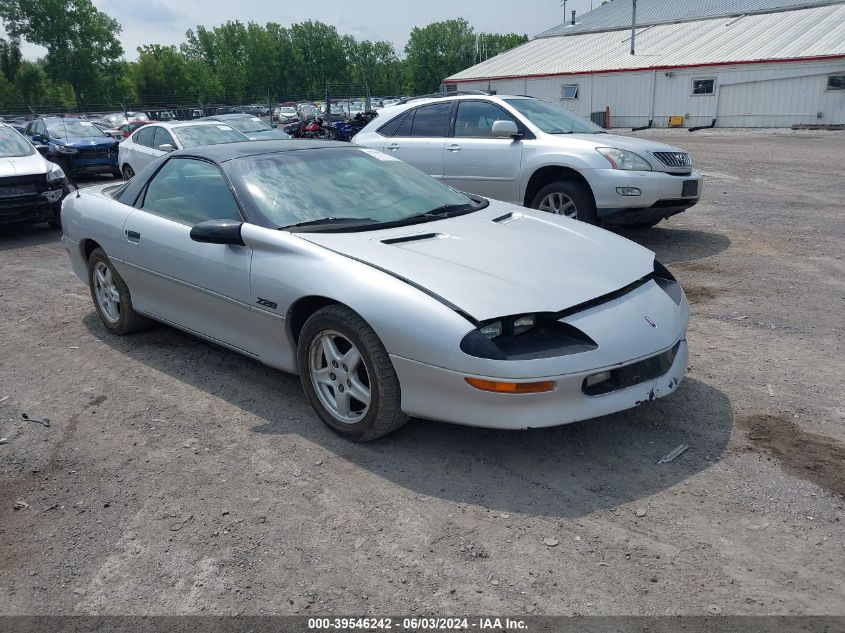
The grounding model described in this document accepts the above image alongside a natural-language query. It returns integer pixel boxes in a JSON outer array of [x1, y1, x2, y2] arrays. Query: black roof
[[171, 140, 347, 163], [118, 140, 353, 202]]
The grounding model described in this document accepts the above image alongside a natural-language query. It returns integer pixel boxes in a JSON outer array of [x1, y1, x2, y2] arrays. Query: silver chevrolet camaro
[[61, 140, 689, 442]]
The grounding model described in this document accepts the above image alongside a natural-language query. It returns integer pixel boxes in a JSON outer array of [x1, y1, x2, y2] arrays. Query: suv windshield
[[504, 99, 605, 134], [223, 116, 273, 134], [46, 120, 107, 139], [228, 147, 480, 231], [0, 126, 36, 157], [172, 124, 248, 148]]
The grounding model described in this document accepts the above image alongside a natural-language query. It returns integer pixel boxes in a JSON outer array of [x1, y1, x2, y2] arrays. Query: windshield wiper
[[281, 217, 378, 231], [392, 200, 487, 225]]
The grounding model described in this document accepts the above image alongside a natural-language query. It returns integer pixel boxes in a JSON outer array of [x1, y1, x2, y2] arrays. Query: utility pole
[[631, 0, 637, 55], [561, 0, 567, 25]]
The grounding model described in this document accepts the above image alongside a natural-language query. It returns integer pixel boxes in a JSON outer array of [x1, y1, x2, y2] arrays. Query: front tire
[[122, 164, 134, 180], [531, 180, 597, 225], [87, 247, 151, 335], [297, 304, 408, 442]]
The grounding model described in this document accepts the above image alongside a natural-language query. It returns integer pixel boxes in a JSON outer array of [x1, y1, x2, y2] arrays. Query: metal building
[[445, 0, 845, 128]]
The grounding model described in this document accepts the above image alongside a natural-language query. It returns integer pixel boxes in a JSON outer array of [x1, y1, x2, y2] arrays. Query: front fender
[[243, 224, 476, 370]]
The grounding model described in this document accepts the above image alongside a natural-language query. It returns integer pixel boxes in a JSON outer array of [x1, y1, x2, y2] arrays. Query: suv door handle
[[446, 144, 462, 152], [385, 143, 400, 151], [126, 230, 141, 242]]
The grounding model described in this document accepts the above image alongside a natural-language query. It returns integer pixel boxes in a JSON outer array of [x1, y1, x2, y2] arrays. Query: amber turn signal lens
[[464, 378, 556, 394]]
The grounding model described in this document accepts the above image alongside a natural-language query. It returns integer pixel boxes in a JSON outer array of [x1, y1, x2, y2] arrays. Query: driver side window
[[141, 158, 241, 225], [454, 101, 518, 138]]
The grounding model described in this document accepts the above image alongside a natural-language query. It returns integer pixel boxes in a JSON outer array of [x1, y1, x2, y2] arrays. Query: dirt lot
[[1, 131, 843, 617]]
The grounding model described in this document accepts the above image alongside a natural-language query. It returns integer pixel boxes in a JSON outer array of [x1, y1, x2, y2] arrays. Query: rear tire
[[111, 167, 122, 179], [87, 247, 151, 335], [297, 304, 408, 442], [122, 164, 134, 180], [531, 180, 597, 225]]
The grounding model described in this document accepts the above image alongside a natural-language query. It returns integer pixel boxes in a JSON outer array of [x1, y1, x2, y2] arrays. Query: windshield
[[228, 147, 476, 230], [0, 127, 36, 157], [172, 124, 248, 148], [47, 120, 108, 139], [224, 116, 273, 134], [504, 99, 605, 134]]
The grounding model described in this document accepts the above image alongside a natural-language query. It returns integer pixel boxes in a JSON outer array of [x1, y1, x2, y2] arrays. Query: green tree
[[14, 59, 47, 105], [475, 33, 529, 61], [134, 44, 189, 103], [403, 18, 476, 94], [0, 0, 123, 108], [0, 37, 21, 82], [289, 21, 348, 97]]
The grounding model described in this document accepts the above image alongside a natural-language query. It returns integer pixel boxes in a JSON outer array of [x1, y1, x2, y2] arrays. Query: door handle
[[126, 230, 141, 242], [447, 144, 462, 152], [386, 144, 400, 151]]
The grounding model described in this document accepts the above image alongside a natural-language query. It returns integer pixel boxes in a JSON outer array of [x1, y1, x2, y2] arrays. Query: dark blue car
[[25, 117, 120, 178]]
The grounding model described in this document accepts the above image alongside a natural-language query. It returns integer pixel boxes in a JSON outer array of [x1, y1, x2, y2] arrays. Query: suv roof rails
[[397, 90, 490, 105]]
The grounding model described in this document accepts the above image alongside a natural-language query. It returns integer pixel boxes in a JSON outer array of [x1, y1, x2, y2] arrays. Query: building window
[[692, 78, 715, 95], [560, 84, 579, 100], [827, 75, 845, 91]]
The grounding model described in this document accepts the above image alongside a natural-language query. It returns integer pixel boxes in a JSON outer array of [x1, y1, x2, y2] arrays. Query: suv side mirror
[[157, 143, 175, 152], [492, 120, 520, 139], [32, 134, 45, 143], [190, 220, 245, 246]]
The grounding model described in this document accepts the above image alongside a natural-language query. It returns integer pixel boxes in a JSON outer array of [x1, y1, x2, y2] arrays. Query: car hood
[[0, 152, 48, 177], [546, 132, 686, 154], [246, 129, 289, 140], [298, 202, 655, 322], [56, 137, 117, 148]]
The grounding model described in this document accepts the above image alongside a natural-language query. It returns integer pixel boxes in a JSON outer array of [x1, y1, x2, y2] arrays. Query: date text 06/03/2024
[[307, 617, 528, 630]]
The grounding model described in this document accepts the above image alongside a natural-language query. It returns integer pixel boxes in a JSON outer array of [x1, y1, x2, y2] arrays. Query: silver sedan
[[60, 141, 688, 441]]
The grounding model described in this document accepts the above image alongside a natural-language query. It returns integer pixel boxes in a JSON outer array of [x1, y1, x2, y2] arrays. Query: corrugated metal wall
[[455, 60, 845, 128]]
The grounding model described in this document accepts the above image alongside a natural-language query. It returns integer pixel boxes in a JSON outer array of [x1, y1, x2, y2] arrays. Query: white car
[[275, 106, 298, 122], [118, 121, 249, 179], [0, 123, 67, 228], [353, 94, 703, 229]]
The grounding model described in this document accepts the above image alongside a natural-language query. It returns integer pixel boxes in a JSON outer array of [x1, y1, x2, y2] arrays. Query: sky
[[9, 0, 598, 61]]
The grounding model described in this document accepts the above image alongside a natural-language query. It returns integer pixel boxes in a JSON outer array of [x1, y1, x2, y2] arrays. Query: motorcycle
[[284, 116, 337, 140]]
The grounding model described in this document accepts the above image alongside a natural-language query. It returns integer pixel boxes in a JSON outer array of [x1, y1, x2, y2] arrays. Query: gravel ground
[[0, 131, 843, 617]]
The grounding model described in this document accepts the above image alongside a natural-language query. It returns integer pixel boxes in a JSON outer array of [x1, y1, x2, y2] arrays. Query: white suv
[[353, 94, 702, 228]]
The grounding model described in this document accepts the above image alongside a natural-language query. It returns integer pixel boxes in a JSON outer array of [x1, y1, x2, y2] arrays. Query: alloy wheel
[[538, 192, 577, 218], [93, 261, 120, 323], [308, 330, 371, 424]]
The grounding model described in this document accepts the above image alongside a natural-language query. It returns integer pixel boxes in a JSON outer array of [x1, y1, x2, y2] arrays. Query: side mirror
[[271, 123, 278, 128], [32, 134, 44, 143], [491, 120, 520, 139], [157, 143, 175, 152], [190, 220, 245, 246]]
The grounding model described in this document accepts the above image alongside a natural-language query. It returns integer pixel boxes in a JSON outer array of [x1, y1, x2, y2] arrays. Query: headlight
[[480, 321, 503, 339], [461, 314, 597, 361], [513, 315, 536, 335], [46, 164, 65, 182], [54, 144, 79, 155], [596, 147, 651, 171]]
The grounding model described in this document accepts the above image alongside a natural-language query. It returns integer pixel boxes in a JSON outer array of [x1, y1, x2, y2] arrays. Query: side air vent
[[492, 212, 523, 224], [381, 233, 443, 245]]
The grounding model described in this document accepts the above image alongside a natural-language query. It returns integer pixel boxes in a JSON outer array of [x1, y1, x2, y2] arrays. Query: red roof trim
[[444, 55, 845, 84]]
